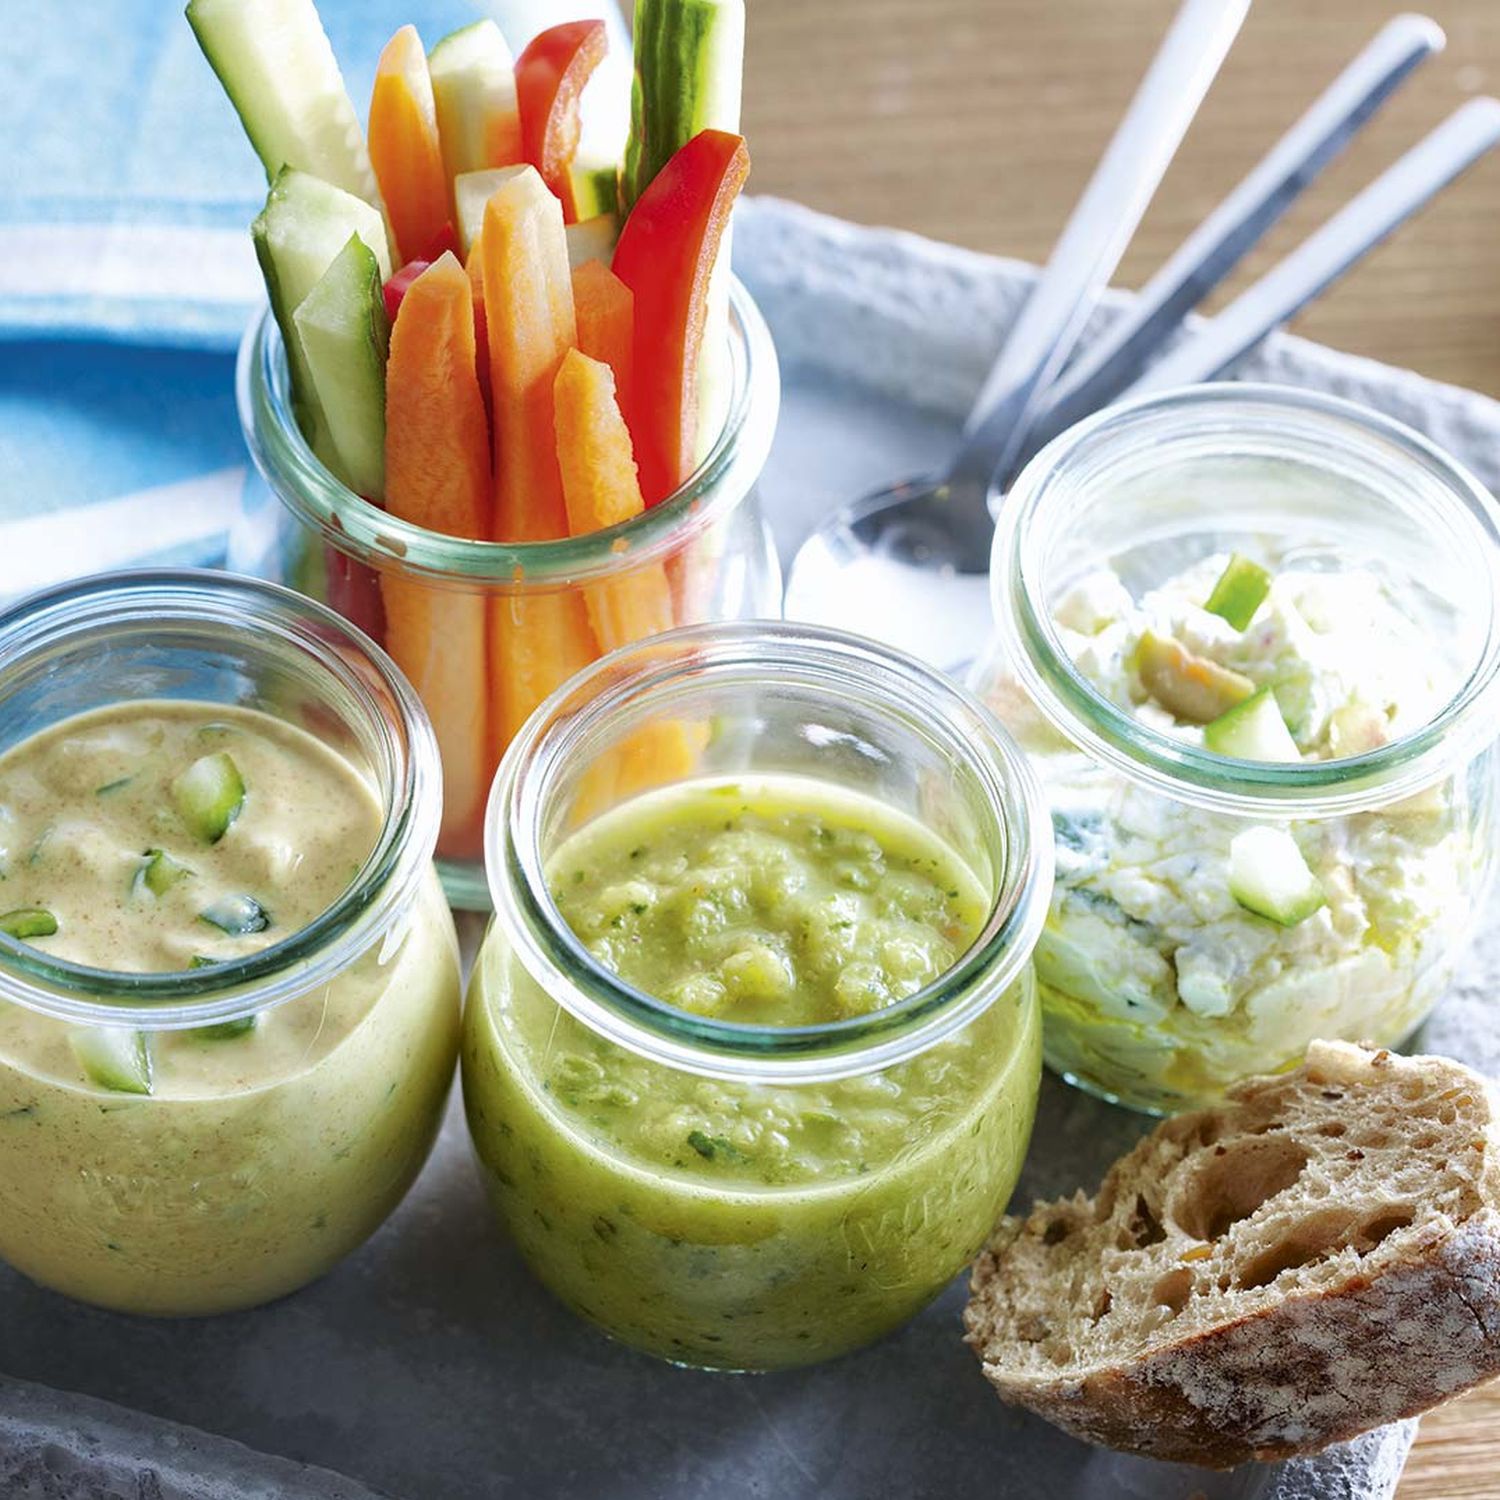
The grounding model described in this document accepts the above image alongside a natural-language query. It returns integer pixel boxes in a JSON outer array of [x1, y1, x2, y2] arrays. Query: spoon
[[784, 0, 1250, 628], [786, 95, 1500, 673]]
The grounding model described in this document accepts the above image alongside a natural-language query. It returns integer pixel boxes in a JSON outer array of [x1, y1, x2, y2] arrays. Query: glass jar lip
[[992, 382, 1500, 817], [486, 620, 1054, 1083], [0, 569, 441, 1029], [237, 276, 780, 588]]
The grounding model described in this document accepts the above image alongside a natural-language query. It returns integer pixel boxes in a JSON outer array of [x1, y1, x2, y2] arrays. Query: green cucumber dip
[[463, 775, 1041, 1370], [0, 701, 461, 1316]]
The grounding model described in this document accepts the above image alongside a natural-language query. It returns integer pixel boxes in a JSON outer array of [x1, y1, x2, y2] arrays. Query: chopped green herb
[[686, 1130, 748, 1163], [95, 777, 134, 797]]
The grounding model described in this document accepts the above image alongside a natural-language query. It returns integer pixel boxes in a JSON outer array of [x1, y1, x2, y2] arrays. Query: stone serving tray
[[5, 196, 1499, 1500]]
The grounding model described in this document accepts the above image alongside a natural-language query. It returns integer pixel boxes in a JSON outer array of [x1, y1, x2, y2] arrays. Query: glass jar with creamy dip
[[976, 385, 1500, 1115], [464, 622, 1052, 1371], [0, 571, 461, 1316], [234, 278, 782, 909]]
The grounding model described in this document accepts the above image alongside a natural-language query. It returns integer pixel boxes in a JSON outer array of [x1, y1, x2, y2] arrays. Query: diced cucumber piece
[[192, 1015, 260, 1041], [1205, 554, 1272, 631], [173, 752, 245, 844], [70, 1027, 152, 1096], [293, 235, 390, 501], [253, 168, 393, 464], [136, 849, 195, 897], [622, 0, 744, 213], [1229, 827, 1326, 927], [1134, 631, 1256, 724], [1203, 689, 1301, 763], [186, 0, 381, 206], [429, 20, 522, 185], [454, 165, 529, 255], [200, 895, 271, 936], [565, 212, 620, 270], [0, 908, 57, 941]]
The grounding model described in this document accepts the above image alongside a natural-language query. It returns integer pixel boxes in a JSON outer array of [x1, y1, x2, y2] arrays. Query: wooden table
[[741, 2, 1500, 1493]]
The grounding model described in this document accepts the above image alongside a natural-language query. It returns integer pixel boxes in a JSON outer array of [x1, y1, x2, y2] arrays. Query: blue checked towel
[[0, 0, 627, 598]]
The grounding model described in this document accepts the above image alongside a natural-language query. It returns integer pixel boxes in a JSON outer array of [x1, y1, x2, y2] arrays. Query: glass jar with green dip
[[464, 622, 1053, 1371], [0, 571, 461, 1316]]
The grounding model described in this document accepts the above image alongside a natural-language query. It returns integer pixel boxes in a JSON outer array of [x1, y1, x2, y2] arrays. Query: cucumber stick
[[1203, 689, 1300, 763], [622, 0, 744, 213], [186, 0, 381, 207], [1229, 827, 1326, 927], [564, 212, 620, 270], [253, 169, 392, 468], [71, 1028, 152, 1096], [294, 235, 390, 500], [429, 21, 523, 184]]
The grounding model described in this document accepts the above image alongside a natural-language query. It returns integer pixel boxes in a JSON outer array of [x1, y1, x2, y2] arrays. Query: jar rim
[[236, 277, 780, 588], [991, 382, 1500, 817], [486, 621, 1054, 1083], [0, 569, 441, 1029]]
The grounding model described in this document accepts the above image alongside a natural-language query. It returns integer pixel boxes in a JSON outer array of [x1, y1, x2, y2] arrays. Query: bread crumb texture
[[964, 1041, 1500, 1467]]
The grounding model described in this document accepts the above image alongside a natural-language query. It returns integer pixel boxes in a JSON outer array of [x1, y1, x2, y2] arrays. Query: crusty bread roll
[[964, 1041, 1500, 1467]]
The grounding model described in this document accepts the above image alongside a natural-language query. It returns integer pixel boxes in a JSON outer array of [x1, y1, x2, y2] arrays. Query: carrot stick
[[368, 26, 451, 265], [555, 347, 704, 812], [554, 348, 672, 645], [381, 253, 491, 854], [480, 166, 596, 744], [570, 260, 634, 421]]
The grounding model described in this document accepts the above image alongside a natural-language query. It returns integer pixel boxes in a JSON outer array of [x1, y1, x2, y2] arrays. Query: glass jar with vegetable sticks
[[975, 385, 1500, 1114], [205, 0, 779, 907]]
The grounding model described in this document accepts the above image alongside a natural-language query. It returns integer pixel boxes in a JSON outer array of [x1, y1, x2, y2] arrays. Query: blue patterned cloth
[[0, 0, 626, 596]]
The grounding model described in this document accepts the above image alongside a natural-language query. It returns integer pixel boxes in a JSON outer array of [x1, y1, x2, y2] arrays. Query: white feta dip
[[987, 553, 1477, 1112]]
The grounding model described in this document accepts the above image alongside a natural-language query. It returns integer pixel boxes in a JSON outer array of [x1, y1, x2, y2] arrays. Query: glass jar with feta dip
[[464, 622, 1053, 1371], [978, 384, 1500, 1115], [235, 278, 781, 910], [0, 571, 461, 1316]]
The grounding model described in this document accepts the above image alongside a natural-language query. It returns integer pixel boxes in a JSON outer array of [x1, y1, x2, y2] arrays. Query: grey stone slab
[[7, 197, 1498, 1498]]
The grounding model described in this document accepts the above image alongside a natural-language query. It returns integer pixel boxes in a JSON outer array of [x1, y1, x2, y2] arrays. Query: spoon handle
[[1125, 96, 1500, 397], [1022, 14, 1444, 459], [947, 0, 1249, 494]]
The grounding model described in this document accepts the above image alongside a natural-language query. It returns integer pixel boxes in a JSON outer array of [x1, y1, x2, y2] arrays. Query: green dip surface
[[0, 701, 461, 1315], [463, 775, 1041, 1369]]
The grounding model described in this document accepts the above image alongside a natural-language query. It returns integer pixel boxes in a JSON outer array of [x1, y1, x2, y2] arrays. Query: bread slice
[[964, 1041, 1500, 1467]]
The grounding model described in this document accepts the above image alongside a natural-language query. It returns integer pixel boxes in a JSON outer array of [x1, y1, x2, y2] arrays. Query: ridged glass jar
[[235, 279, 781, 908], [463, 622, 1053, 1370], [0, 571, 460, 1315], [975, 384, 1500, 1114]]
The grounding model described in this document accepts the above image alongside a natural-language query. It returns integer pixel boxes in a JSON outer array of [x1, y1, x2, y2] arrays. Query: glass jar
[[463, 622, 1053, 1371], [977, 384, 1500, 1115], [0, 571, 461, 1316], [234, 277, 782, 909]]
